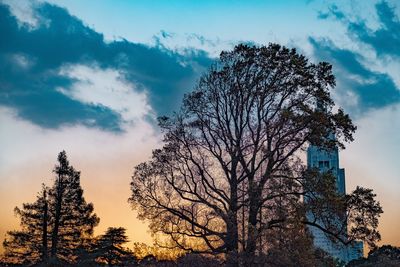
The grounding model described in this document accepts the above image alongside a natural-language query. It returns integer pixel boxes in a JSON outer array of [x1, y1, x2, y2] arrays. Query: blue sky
[[0, 0, 399, 248], [45, 0, 319, 43]]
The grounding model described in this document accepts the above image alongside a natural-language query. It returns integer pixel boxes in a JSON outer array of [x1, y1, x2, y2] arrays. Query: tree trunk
[[225, 217, 239, 266], [241, 181, 246, 252], [226, 171, 239, 267], [42, 189, 48, 263], [245, 180, 259, 266], [51, 175, 63, 259]]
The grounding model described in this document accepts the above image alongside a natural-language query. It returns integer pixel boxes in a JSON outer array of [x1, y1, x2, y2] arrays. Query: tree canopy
[[94, 227, 136, 266], [129, 44, 382, 266]]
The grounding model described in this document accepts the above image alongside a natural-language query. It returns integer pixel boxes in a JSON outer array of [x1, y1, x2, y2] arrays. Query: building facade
[[307, 143, 363, 263]]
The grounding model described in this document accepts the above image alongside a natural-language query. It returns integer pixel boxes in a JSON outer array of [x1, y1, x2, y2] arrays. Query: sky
[[0, 0, 399, 251]]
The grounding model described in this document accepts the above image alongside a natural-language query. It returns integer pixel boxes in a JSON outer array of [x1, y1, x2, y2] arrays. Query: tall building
[[307, 142, 363, 263]]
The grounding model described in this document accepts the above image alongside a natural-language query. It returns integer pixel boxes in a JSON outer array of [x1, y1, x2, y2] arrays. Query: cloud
[[151, 30, 260, 60], [0, 1, 214, 132], [317, 4, 345, 20], [309, 37, 400, 115], [152, 30, 225, 57], [317, 1, 400, 60], [0, 0, 39, 27], [58, 64, 152, 126], [311, 1, 400, 116], [342, 1, 400, 59]]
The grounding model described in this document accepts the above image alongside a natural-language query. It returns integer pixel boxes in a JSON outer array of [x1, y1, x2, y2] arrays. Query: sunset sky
[[0, 0, 399, 251]]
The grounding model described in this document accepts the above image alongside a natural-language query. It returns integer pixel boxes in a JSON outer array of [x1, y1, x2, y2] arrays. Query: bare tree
[[129, 44, 382, 266]]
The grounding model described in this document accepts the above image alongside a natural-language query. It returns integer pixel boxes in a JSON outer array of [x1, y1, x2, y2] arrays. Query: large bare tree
[[129, 44, 382, 266]]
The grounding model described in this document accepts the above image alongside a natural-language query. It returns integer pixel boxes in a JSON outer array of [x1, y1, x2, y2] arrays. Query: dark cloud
[[347, 1, 400, 58], [317, 5, 345, 20], [320, 1, 400, 59], [0, 2, 214, 131], [309, 37, 400, 115], [312, 1, 400, 116]]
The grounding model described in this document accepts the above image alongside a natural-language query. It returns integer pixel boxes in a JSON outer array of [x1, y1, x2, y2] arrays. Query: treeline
[[0, 146, 339, 266], [0, 151, 135, 266], [0, 151, 396, 267], [0, 151, 204, 266], [0, 148, 358, 266], [0, 152, 233, 266]]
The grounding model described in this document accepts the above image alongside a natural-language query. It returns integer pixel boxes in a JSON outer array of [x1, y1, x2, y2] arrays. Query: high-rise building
[[307, 142, 363, 263]]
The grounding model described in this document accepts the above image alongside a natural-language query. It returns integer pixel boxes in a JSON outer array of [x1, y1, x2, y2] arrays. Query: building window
[[318, 161, 330, 169]]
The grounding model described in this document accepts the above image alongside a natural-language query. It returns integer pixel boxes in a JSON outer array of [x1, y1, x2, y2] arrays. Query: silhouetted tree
[[2, 151, 99, 265], [303, 170, 383, 249], [2, 185, 49, 265], [177, 253, 222, 267], [129, 43, 382, 266], [348, 245, 400, 267], [139, 254, 157, 266], [132, 242, 183, 262], [259, 220, 340, 267], [94, 227, 136, 266], [47, 151, 100, 263], [262, 222, 317, 266]]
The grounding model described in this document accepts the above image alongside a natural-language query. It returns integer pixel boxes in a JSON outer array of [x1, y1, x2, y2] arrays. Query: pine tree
[[94, 227, 136, 266], [48, 150, 100, 263], [2, 151, 99, 265], [2, 184, 49, 265]]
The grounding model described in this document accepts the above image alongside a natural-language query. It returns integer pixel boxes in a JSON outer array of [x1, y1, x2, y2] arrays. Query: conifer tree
[[2, 185, 49, 265], [48, 150, 100, 263], [94, 227, 136, 266], [2, 151, 99, 265]]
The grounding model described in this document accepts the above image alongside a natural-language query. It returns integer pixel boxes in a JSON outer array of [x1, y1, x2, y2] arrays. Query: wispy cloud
[[311, 1, 400, 116], [329, 1, 400, 59], [58, 64, 152, 127]]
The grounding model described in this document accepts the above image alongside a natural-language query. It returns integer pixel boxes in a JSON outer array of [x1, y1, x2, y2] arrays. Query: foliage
[[176, 253, 222, 267], [2, 151, 99, 265], [304, 170, 383, 249], [2, 185, 49, 265], [48, 151, 100, 263], [262, 225, 317, 266], [132, 242, 183, 261], [129, 43, 382, 266], [347, 245, 400, 267], [94, 227, 136, 266]]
